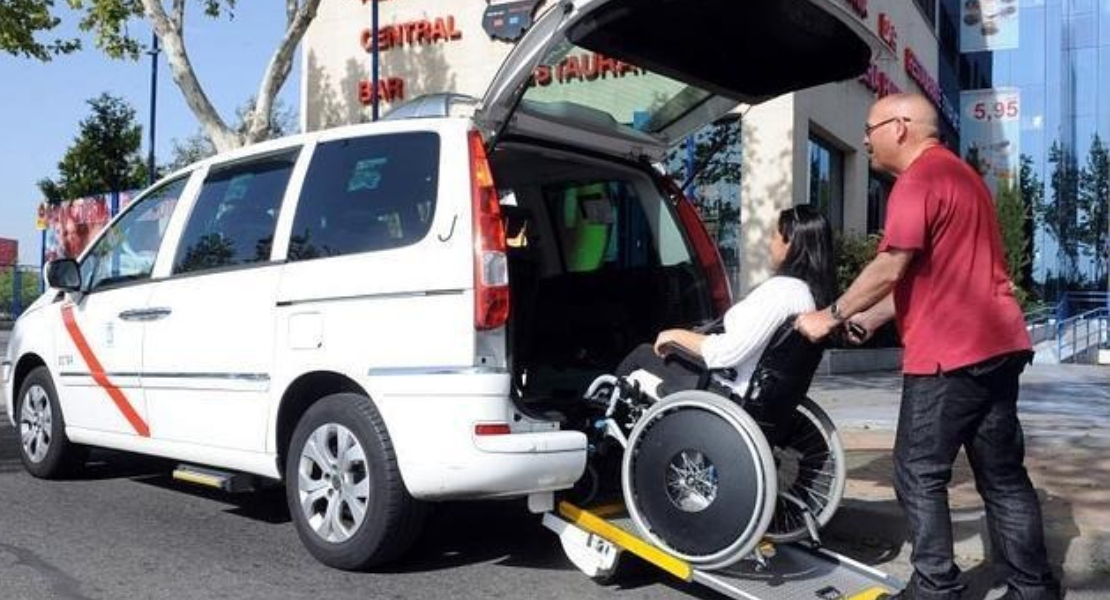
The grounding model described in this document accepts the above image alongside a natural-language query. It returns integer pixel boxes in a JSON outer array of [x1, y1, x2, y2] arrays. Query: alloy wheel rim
[[665, 449, 718, 512], [19, 384, 52, 463], [297, 423, 370, 543]]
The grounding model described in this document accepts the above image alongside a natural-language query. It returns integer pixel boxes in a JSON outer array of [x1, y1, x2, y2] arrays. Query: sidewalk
[[811, 365, 1110, 599]]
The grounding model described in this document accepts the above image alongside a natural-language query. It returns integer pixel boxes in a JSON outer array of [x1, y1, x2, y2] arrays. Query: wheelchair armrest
[[657, 341, 706, 368], [657, 342, 736, 390]]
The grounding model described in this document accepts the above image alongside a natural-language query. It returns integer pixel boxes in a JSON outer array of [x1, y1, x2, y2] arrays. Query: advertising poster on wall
[[36, 191, 137, 263], [960, 88, 1021, 196], [961, 0, 1019, 52], [38, 195, 113, 261], [0, 238, 17, 268]]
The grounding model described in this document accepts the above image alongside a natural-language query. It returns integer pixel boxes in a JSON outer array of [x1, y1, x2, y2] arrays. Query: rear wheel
[[15, 366, 87, 478], [622, 390, 776, 570], [285, 393, 425, 570], [764, 397, 846, 543]]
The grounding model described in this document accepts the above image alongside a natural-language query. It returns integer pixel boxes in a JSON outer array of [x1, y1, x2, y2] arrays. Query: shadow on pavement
[[387, 500, 575, 575]]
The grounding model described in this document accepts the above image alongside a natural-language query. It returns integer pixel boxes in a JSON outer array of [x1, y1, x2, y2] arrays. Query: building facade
[[958, 0, 1110, 294], [302, 0, 958, 294]]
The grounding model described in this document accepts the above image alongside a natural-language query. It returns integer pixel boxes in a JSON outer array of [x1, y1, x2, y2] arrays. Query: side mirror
[[45, 259, 82, 292]]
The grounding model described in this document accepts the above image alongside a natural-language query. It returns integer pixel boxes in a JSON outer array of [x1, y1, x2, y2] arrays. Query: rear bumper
[[365, 370, 587, 500]]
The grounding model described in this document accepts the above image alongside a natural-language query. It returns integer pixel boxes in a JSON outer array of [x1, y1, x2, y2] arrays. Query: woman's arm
[[698, 278, 811, 369], [652, 329, 707, 356]]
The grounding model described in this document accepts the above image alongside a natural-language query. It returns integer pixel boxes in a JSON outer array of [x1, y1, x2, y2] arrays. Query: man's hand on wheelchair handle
[[845, 317, 872, 345]]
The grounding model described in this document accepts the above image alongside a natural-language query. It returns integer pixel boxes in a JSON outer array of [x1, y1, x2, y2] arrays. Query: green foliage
[[1077, 134, 1109, 283], [0, 0, 80, 60], [0, 267, 43, 318], [1036, 141, 1083, 279], [995, 181, 1031, 307], [38, 93, 147, 200], [833, 230, 881, 295], [66, 0, 235, 59]]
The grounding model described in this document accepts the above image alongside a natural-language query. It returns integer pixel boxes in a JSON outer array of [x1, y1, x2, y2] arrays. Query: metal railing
[[1056, 306, 1110, 364], [1024, 305, 1057, 345]]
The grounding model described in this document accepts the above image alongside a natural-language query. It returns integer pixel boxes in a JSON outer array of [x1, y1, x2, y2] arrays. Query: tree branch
[[247, 0, 321, 143], [141, 0, 238, 151], [172, 0, 185, 33]]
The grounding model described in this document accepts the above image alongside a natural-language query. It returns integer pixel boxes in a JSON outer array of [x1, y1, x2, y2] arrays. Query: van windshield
[[521, 41, 714, 135]]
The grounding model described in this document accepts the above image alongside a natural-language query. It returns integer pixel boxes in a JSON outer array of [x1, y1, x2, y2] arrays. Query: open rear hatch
[[476, 0, 880, 161]]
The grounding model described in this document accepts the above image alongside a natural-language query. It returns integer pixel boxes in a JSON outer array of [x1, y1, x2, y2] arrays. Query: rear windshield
[[523, 41, 714, 134], [288, 132, 439, 261]]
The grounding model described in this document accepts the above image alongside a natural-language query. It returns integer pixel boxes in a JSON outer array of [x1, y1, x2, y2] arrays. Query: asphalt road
[[0, 330, 711, 600], [0, 428, 724, 600]]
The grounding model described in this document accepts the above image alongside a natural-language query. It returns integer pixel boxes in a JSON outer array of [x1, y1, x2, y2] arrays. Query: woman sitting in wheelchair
[[615, 204, 835, 399], [582, 206, 841, 569]]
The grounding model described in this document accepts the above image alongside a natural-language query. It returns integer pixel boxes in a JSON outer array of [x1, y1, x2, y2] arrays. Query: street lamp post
[[147, 32, 161, 188], [371, 0, 380, 121]]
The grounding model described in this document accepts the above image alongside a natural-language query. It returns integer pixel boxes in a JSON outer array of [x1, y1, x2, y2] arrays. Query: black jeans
[[895, 351, 1060, 600]]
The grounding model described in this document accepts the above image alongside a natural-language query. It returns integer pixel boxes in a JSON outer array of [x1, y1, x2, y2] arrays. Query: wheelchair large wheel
[[764, 397, 846, 543], [622, 391, 776, 570]]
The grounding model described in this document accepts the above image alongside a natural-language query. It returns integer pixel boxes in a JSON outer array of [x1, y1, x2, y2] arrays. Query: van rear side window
[[288, 132, 439, 261], [542, 180, 691, 273]]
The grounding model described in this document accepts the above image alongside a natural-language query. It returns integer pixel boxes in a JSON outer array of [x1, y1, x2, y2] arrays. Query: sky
[[0, 3, 303, 265]]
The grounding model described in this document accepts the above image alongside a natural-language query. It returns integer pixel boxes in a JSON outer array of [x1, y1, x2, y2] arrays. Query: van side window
[[288, 132, 439, 261], [81, 177, 185, 292], [173, 150, 299, 275]]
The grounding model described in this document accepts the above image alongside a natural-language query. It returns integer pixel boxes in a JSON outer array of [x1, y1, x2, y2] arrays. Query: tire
[[622, 390, 776, 570], [285, 393, 426, 570], [15, 366, 87, 478], [764, 397, 847, 543]]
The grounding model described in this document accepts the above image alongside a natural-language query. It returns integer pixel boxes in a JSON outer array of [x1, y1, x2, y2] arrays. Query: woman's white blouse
[[699, 276, 816, 395]]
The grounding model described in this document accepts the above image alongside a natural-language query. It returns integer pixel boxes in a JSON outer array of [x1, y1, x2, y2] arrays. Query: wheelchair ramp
[[547, 501, 900, 600]]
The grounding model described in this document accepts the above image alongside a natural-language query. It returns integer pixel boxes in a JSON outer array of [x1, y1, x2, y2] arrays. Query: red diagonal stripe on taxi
[[61, 304, 150, 437]]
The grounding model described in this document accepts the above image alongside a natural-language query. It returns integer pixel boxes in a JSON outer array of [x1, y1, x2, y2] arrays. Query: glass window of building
[[867, 172, 895, 234], [807, 134, 844, 231], [913, 0, 938, 29]]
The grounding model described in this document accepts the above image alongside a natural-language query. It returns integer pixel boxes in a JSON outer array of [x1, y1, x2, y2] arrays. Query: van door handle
[[119, 308, 172, 321]]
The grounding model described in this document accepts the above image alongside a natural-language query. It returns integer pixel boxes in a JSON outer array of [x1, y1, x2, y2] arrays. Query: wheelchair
[[576, 318, 846, 571]]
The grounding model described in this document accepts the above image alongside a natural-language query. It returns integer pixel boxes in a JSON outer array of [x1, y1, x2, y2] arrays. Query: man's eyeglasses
[[864, 116, 911, 137]]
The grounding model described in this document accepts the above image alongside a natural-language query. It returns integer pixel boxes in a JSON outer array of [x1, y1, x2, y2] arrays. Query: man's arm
[[795, 249, 914, 341]]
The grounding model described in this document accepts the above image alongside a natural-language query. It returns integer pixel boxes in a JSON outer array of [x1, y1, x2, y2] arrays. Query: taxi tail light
[[663, 177, 733, 318], [474, 423, 511, 436], [469, 130, 510, 331]]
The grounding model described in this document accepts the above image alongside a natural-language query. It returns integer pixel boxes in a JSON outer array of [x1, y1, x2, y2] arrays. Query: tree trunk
[[245, 0, 322, 144]]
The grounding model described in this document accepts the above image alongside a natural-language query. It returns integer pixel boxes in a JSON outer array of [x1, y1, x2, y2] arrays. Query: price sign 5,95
[[970, 94, 1019, 122]]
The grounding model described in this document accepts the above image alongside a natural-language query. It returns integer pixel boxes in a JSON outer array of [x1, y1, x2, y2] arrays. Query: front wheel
[[285, 393, 425, 570], [622, 390, 776, 570], [15, 366, 87, 478]]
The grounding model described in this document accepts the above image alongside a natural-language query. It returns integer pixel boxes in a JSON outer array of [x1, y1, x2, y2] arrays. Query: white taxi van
[[3, 0, 875, 570]]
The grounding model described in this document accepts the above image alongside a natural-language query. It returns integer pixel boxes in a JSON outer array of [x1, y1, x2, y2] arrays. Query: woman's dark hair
[[776, 205, 836, 308]]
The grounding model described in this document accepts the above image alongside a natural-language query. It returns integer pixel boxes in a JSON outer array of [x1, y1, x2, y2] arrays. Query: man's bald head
[[865, 93, 942, 175], [872, 93, 939, 141]]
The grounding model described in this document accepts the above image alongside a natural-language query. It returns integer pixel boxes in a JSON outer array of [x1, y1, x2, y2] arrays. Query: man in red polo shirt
[[796, 93, 1059, 600]]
